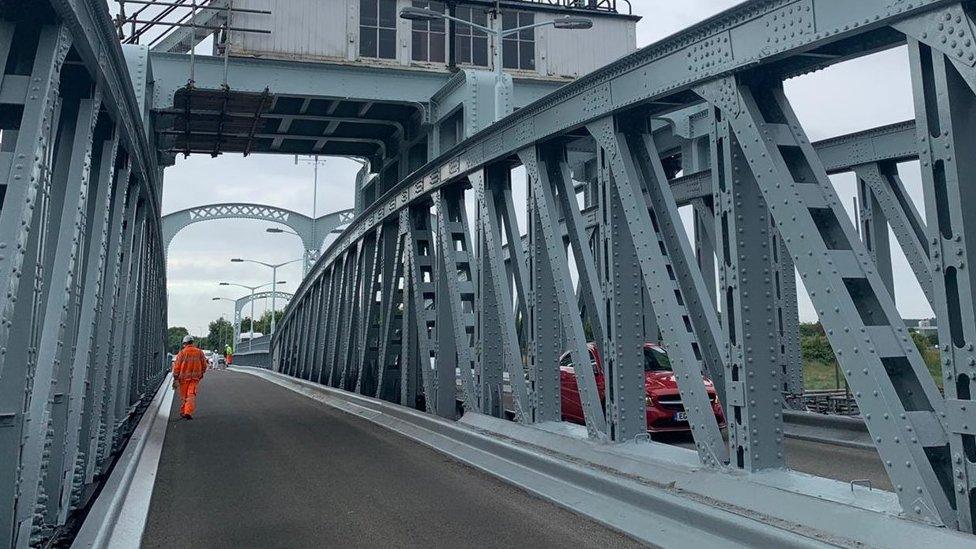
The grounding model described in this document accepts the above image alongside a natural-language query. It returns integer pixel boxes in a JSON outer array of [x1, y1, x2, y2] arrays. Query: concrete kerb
[[231, 366, 974, 548], [72, 374, 174, 549]]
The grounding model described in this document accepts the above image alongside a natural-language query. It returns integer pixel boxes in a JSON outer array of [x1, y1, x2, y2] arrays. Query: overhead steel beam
[[150, 52, 452, 110]]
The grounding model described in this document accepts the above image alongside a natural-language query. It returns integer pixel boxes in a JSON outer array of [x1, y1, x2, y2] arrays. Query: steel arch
[[233, 290, 294, 344], [161, 203, 355, 252]]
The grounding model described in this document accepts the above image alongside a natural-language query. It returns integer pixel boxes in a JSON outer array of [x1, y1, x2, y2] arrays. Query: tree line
[[167, 310, 284, 354]]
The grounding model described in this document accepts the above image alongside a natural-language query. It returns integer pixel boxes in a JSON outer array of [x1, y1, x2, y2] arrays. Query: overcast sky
[[143, 1, 931, 334]]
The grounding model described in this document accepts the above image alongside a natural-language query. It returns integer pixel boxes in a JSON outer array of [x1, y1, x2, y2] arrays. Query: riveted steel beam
[[376, 221, 407, 403], [696, 76, 953, 526], [711, 108, 785, 471], [19, 87, 101, 541], [855, 162, 934, 306], [0, 24, 70, 548], [587, 117, 728, 466], [473, 169, 531, 423], [898, 5, 976, 530], [522, 151, 563, 425], [71, 135, 121, 506], [521, 145, 609, 438], [355, 226, 384, 396], [857, 166, 896, 298], [325, 251, 352, 387], [432, 188, 478, 411], [404, 203, 450, 416]]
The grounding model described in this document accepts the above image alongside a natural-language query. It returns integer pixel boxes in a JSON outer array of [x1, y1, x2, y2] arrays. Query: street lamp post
[[231, 257, 302, 337], [399, 7, 592, 121], [295, 155, 327, 267], [267, 226, 346, 275], [219, 280, 286, 350]]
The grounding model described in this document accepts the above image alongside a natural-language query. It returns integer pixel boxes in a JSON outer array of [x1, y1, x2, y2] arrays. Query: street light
[[230, 257, 303, 337], [219, 280, 287, 350], [399, 7, 592, 121], [266, 227, 299, 236]]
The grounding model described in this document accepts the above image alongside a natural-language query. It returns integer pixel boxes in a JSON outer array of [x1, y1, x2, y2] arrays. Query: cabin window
[[411, 1, 447, 63], [454, 6, 489, 67], [502, 11, 535, 70], [361, 0, 397, 60]]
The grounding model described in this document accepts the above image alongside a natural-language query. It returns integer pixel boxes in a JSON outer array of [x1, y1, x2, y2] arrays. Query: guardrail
[[782, 411, 872, 451]]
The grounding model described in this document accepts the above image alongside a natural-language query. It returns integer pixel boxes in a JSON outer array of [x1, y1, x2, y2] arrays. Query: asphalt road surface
[[142, 371, 645, 548]]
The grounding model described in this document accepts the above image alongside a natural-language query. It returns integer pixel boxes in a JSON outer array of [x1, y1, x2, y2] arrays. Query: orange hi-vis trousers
[[178, 379, 200, 416]]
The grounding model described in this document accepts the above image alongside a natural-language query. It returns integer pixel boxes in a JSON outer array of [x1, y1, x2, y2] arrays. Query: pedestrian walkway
[[142, 371, 643, 548]]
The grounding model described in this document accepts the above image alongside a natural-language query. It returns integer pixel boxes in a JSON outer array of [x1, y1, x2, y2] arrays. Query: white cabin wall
[[226, 0, 637, 79], [536, 14, 636, 78], [229, 0, 352, 61]]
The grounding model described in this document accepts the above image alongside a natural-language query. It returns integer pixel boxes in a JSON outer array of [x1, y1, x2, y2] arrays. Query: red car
[[559, 343, 726, 433]]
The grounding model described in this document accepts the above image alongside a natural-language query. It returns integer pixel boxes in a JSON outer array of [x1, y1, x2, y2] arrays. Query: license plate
[[674, 412, 688, 422]]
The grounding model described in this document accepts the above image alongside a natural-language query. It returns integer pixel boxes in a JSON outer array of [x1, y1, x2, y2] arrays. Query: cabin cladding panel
[[229, 0, 354, 61], [536, 14, 635, 78], [225, 0, 637, 79]]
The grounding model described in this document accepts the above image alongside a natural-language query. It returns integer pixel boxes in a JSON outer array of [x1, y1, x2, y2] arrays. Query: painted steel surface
[[0, 2, 167, 548], [270, 0, 976, 534]]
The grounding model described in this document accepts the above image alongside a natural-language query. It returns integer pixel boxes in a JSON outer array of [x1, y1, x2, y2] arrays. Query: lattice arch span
[[161, 202, 355, 256]]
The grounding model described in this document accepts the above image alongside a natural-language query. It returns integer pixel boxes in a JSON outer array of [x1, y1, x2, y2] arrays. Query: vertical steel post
[[472, 168, 531, 422], [899, 12, 976, 528], [433, 188, 479, 411], [587, 117, 728, 466], [712, 111, 785, 470], [520, 145, 610, 438], [696, 75, 953, 526]]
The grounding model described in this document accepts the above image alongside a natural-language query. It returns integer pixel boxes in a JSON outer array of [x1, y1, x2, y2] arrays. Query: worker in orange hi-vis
[[172, 335, 208, 419]]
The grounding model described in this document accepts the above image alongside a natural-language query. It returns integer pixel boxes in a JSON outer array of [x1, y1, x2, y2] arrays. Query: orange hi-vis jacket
[[173, 344, 208, 381]]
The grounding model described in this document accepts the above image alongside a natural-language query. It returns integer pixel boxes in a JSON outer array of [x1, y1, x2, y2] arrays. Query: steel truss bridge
[[3, 0, 976, 547], [273, 0, 976, 534]]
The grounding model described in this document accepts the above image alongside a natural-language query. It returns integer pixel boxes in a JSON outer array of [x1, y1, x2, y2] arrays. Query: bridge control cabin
[[226, 0, 638, 81], [148, 0, 639, 213]]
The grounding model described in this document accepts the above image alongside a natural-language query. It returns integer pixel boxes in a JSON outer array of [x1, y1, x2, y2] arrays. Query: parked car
[[558, 343, 726, 433]]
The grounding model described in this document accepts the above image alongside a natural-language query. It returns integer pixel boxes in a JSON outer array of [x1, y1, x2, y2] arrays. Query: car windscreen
[[643, 347, 673, 372]]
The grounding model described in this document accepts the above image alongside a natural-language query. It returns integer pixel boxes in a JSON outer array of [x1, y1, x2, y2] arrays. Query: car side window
[[559, 354, 573, 368]]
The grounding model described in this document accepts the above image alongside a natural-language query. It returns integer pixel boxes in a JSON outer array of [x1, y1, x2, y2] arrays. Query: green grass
[[802, 353, 944, 392], [918, 345, 943, 389], [803, 360, 843, 391], [799, 326, 944, 392]]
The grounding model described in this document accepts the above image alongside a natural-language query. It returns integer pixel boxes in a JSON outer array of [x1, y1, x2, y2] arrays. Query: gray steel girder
[[711, 112, 786, 471], [520, 146, 608, 438], [695, 77, 953, 527], [898, 4, 976, 531], [855, 162, 934, 306], [355, 227, 384, 395], [375, 222, 407, 403], [432, 188, 479, 412], [587, 117, 728, 467], [0, 24, 71, 549], [472, 169, 532, 423]]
